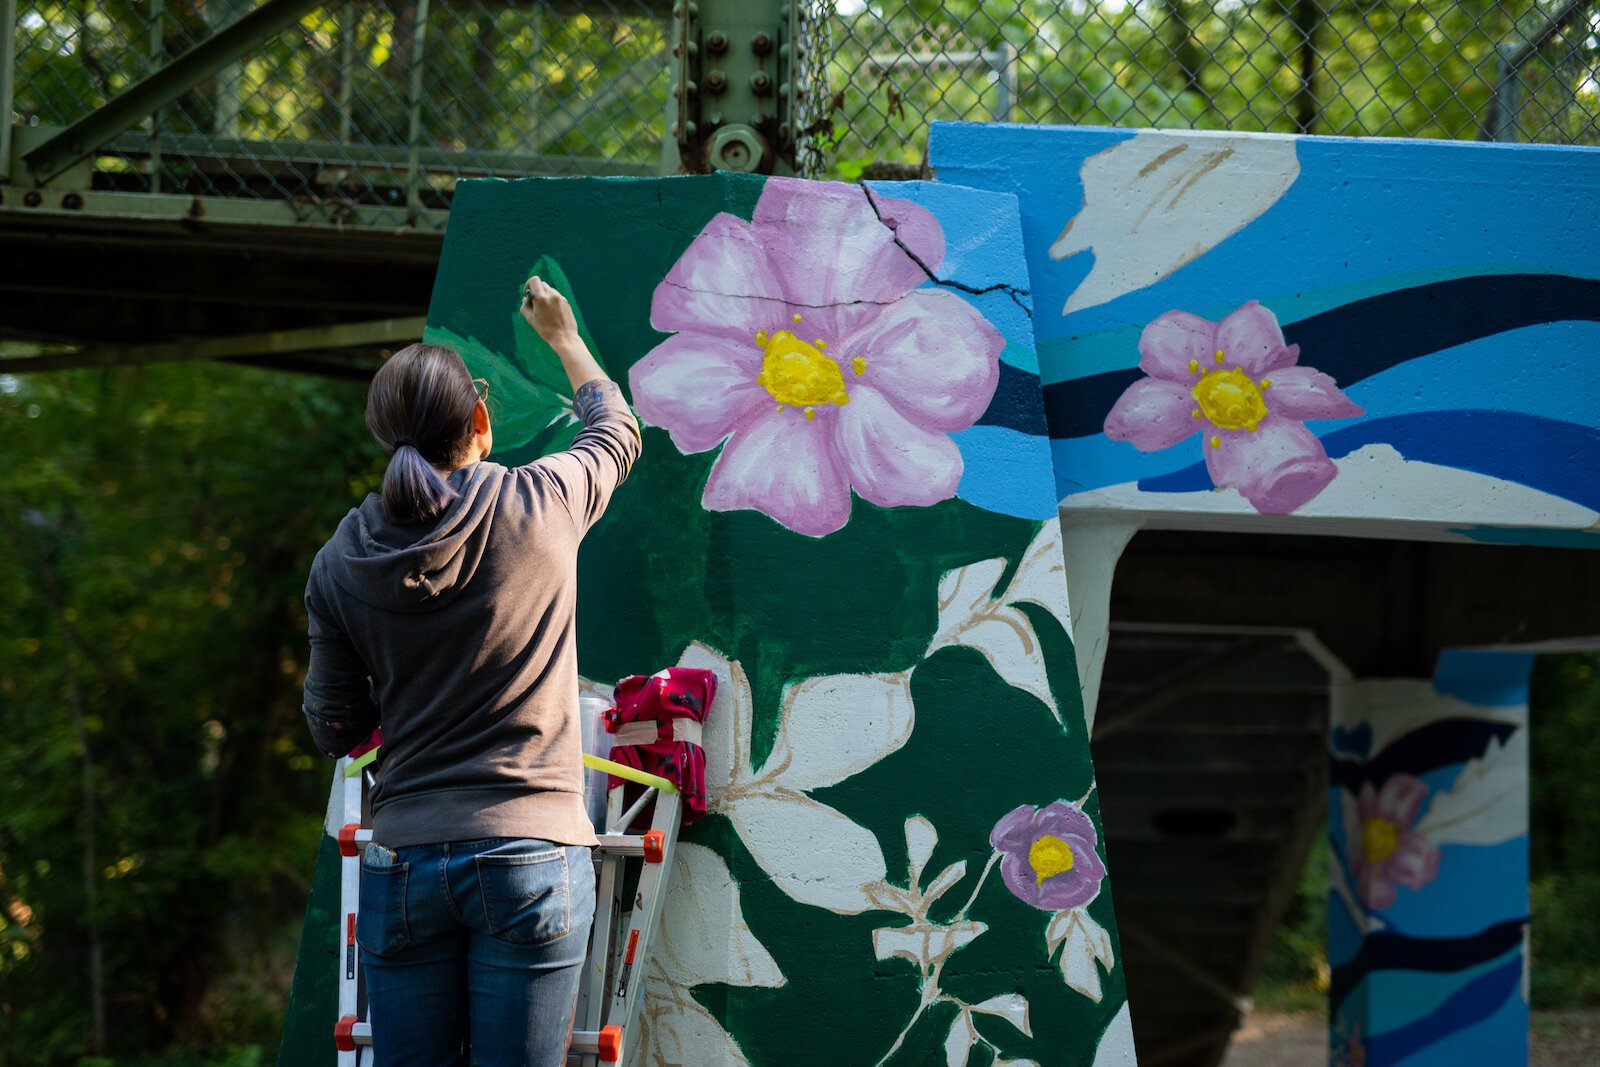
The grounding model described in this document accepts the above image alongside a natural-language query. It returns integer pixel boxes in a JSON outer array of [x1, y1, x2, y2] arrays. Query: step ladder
[[329, 744, 683, 1066]]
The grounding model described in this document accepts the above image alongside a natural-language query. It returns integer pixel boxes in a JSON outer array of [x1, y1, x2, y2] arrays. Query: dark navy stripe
[[1329, 919, 1527, 1014], [975, 360, 1051, 436], [1044, 273, 1600, 440], [1138, 410, 1600, 512], [1330, 719, 1519, 793], [1365, 955, 1523, 1064]]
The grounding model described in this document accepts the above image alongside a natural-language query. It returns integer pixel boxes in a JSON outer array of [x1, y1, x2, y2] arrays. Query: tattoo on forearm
[[573, 378, 624, 425]]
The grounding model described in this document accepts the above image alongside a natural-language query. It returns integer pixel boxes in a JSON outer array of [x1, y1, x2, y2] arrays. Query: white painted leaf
[[945, 1010, 975, 1067], [996, 1061, 1041, 1067], [676, 641, 751, 800], [872, 919, 988, 968], [642, 982, 752, 1067], [933, 557, 1008, 641], [906, 815, 938, 886], [658, 843, 784, 989], [730, 790, 887, 914], [927, 525, 1074, 724], [768, 671, 915, 790], [923, 860, 968, 908], [1090, 1002, 1137, 1067], [1414, 727, 1527, 847], [1055, 908, 1116, 1002], [1045, 909, 1073, 953], [1049, 131, 1300, 314], [971, 992, 1032, 1037], [1007, 521, 1072, 632]]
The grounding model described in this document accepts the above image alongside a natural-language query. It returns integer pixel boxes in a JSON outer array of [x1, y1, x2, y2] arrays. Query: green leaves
[[426, 255, 611, 467], [0, 363, 383, 1059]]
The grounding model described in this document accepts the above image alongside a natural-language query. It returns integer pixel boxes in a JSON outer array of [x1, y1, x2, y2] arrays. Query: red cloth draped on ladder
[[604, 667, 716, 824]]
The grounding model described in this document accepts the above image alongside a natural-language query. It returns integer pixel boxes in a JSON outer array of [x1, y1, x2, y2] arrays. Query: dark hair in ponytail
[[365, 343, 479, 523]]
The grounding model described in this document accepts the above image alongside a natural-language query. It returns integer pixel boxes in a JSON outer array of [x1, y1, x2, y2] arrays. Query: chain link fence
[[9, 0, 1600, 209], [12, 0, 674, 222], [826, 0, 1600, 173]]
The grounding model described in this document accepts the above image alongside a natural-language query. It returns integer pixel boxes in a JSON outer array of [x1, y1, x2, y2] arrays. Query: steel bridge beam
[[0, 316, 423, 374], [0, 0, 15, 177], [22, 0, 342, 185]]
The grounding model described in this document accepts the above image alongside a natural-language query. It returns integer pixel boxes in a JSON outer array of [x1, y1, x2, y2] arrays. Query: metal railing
[[10, 0, 675, 225], [7, 0, 1598, 214]]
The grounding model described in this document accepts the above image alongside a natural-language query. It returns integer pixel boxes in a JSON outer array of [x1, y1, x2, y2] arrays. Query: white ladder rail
[[330, 749, 684, 1067]]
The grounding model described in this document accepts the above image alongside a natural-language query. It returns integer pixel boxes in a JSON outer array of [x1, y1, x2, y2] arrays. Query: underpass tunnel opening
[[1083, 526, 1600, 1067]]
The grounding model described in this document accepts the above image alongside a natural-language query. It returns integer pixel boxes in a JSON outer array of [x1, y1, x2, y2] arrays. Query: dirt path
[[1219, 1009, 1600, 1066]]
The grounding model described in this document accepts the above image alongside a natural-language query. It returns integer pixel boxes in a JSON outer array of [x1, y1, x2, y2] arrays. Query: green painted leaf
[[423, 254, 610, 465]]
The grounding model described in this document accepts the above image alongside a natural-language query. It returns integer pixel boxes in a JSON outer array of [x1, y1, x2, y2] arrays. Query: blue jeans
[[357, 837, 596, 1067]]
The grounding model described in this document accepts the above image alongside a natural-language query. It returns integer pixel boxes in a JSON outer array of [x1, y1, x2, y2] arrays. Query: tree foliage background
[[9, 0, 1599, 202], [0, 363, 383, 1063]]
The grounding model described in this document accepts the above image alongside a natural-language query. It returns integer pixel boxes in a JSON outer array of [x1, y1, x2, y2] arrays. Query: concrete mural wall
[[419, 174, 1134, 1067], [930, 123, 1599, 1065], [930, 124, 1600, 545]]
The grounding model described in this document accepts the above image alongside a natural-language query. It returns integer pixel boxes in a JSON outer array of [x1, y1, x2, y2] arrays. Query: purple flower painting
[[629, 177, 1003, 537], [1104, 301, 1363, 514], [1351, 774, 1441, 910], [990, 801, 1107, 911]]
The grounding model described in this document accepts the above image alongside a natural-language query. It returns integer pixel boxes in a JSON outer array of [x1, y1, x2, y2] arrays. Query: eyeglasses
[[472, 378, 490, 405]]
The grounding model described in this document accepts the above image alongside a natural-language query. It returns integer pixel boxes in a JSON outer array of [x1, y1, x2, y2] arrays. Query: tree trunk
[[1293, 0, 1323, 134], [63, 624, 107, 1055], [1164, 0, 1209, 107]]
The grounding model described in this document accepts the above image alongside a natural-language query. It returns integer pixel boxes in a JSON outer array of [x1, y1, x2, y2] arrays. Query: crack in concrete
[[657, 278, 901, 310], [861, 184, 1034, 319]]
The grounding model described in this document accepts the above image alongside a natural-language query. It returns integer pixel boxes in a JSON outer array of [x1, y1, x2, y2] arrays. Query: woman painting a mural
[[298, 276, 641, 1066]]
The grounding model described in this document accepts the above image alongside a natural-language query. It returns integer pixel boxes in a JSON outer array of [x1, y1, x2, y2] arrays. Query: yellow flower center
[[754, 323, 858, 421], [1361, 818, 1400, 864], [1191, 366, 1269, 432], [1028, 834, 1076, 886]]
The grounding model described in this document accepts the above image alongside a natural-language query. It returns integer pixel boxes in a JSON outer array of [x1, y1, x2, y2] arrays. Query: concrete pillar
[[1059, 516, 1137, 735], [1328, 650, 1532, 1066]]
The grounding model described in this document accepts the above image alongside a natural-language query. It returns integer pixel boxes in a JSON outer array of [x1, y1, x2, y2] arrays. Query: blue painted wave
[[1138, 410, 1600, 513], [1366, 955, 1522, 1066], [1045, 273, 1600, 441]]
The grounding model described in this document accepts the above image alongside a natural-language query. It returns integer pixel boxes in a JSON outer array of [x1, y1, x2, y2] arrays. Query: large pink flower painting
[[629, 177, 1003, 537], [1350, 774, 1441, 910], [1104, 301, 1363, 514]]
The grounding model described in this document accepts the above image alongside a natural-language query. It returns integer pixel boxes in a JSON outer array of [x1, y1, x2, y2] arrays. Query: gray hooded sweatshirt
[[301, 381, 640, 848]]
